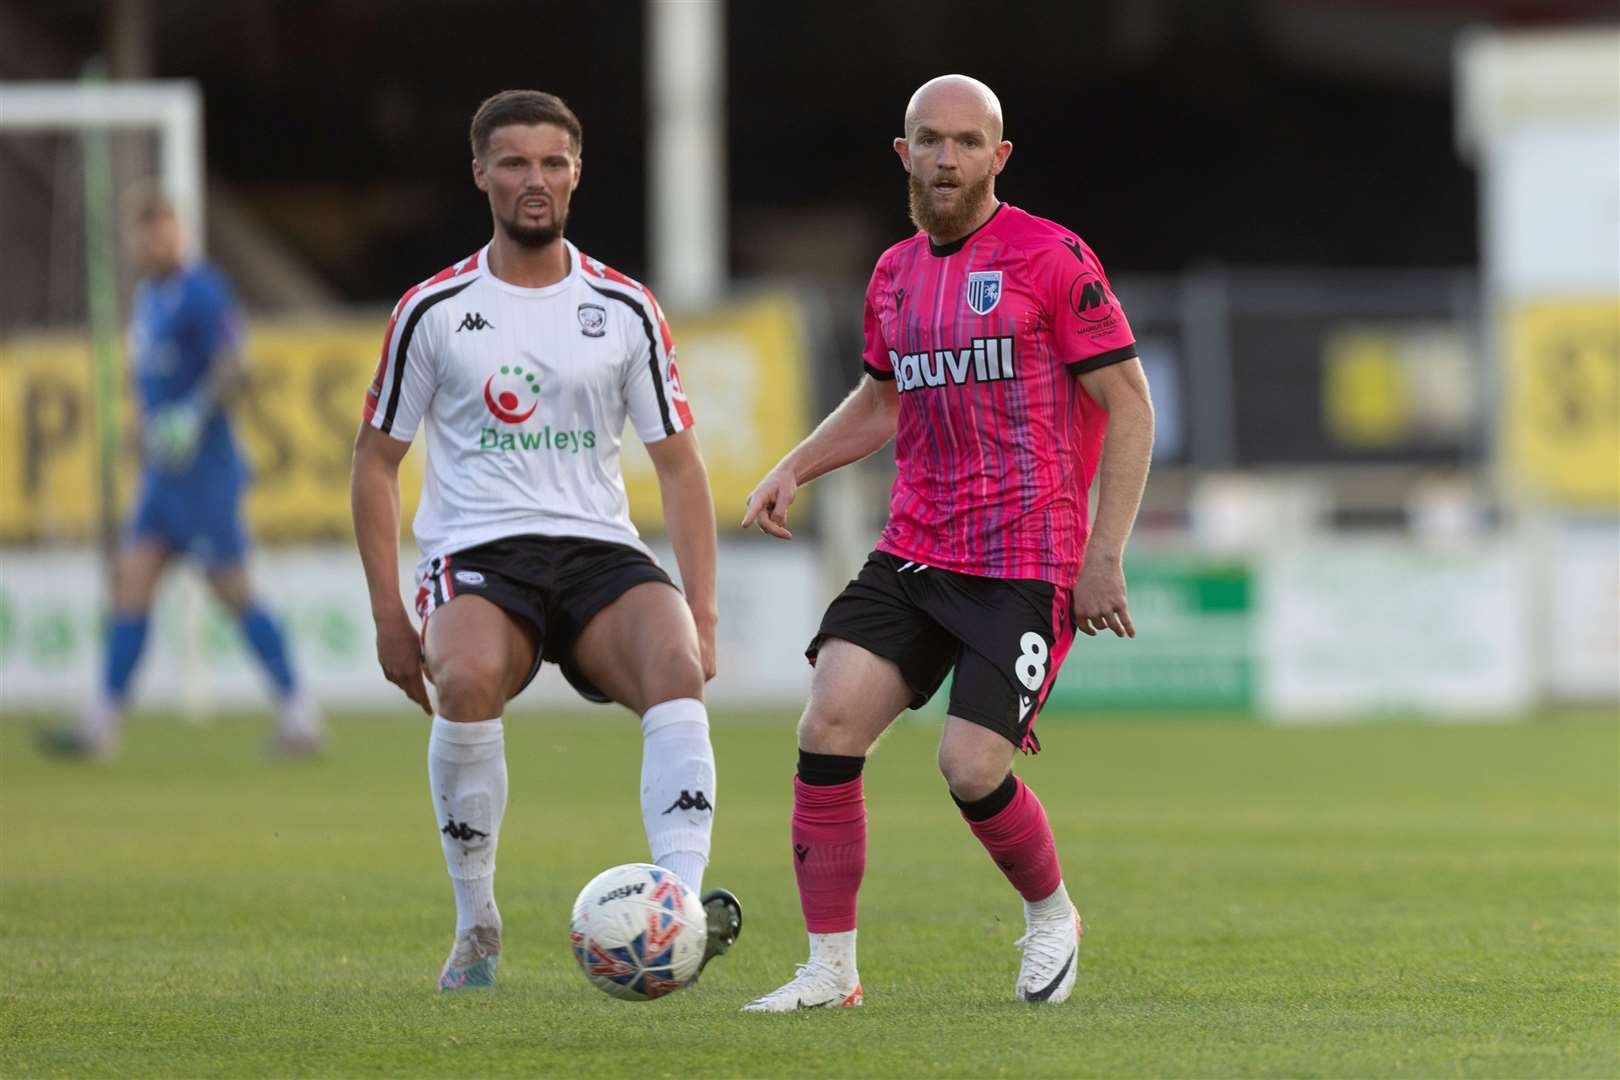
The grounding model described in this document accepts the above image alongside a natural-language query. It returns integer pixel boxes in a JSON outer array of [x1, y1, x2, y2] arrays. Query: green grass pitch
[[1, 708, 1615, 1077]]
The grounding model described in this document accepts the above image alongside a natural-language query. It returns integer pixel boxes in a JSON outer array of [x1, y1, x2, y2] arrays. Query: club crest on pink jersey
[[966, 270, 1003, 315]]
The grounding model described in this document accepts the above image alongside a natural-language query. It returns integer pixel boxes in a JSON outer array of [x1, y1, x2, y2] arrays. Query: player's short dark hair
[[470, 90, 583, 159]]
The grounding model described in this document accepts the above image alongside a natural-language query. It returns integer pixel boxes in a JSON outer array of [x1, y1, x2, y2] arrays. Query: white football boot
[[740, 960, 862, 1013], [37, 697, 122, 761], [1015, 904, 1082, 1003], [269, 694, 323, 758]]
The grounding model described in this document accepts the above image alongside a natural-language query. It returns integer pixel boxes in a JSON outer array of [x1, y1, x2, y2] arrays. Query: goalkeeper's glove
[[143, 397, 207, 470]]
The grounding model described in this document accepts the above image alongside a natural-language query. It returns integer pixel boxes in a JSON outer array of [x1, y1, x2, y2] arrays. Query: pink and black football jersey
[[863, 203, 1137, 587]]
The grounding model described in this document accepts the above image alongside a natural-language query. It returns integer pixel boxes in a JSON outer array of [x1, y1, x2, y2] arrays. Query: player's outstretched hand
[[1072, 554, 1135, 639], [742, 467, 798, 540], [375, 610, 433, 714]]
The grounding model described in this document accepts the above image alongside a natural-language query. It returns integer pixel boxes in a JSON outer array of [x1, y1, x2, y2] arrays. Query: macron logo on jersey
[[888, 336, 1017, 393]]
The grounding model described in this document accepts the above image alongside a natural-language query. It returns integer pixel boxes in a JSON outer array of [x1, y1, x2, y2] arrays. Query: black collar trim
[[927, 202, 1005, 257]]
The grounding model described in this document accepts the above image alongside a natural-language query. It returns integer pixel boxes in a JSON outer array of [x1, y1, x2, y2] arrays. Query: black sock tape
[[797, 749, 865, 786], [952, 772, 1018, 821]]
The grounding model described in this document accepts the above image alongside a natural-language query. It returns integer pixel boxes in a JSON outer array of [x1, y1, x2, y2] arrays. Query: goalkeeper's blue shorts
[[127, 471, 249, 568]]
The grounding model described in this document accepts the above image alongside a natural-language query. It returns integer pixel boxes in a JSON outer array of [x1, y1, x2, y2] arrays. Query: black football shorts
[[807, 550, 1076, 751], [414, 534, 677, 703]]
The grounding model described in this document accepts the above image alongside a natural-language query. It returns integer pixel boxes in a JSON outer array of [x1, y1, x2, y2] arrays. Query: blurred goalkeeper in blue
[[40, 186, 320, 759]]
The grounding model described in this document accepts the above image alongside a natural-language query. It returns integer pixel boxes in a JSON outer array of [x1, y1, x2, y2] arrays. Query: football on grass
[[569, 863, 705, 1000]]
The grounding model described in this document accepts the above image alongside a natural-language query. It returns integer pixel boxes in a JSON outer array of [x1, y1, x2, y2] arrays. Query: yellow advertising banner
[[1504, 298, 1620, 507], [620, 293, 810, 527], [1, 293, 809, 543]]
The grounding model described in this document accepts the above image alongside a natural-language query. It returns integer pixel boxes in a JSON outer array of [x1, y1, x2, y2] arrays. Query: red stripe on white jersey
[[363, 250, 484, 425]]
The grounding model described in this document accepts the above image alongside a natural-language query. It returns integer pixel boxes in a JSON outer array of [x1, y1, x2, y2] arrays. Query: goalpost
[[2, 77, 205, 558], [1, 77, 212, 716], [1, 79, 206, 242]]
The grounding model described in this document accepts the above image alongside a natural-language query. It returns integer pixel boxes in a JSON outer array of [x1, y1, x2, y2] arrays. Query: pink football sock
[[791, 775, 867, 933], [964, 776, 1063, 902]]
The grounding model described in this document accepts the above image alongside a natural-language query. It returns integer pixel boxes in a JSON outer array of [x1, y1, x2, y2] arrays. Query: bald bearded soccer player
[[741, 75, 1155, 1010]]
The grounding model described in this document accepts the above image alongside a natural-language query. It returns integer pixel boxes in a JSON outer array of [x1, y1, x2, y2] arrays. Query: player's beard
[[499, 201, 568, 249], [908, 170, 994, 240]]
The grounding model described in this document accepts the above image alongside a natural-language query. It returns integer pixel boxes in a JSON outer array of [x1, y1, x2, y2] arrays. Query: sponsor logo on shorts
[[887, 336, 1018, 393], [454, 570, 485, 587]]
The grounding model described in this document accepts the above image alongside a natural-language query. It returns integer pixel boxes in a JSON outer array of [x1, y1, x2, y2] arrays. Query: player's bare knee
[[636, 635, 703, 706], [206, 571, 254, 615], [111, 576, 152, 614], [797, 704, 870, 756], [937, 746, 1005, 802], [112, 551, 164, 613], [431, 651, 510, 720]]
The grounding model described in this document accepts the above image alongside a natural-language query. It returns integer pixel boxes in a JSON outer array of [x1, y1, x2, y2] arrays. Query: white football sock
[[639, 698, 715, 895], [1025, 880, 1072, 922], [809, 930, 858, 975], [428, 715, 507, 934], [79, 694, 123, 742]]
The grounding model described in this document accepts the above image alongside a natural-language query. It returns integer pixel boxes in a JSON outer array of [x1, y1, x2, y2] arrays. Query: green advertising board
[[1045, 555, 1254, 711]]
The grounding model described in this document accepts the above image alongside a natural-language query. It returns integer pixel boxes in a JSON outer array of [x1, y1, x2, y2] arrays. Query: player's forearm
[[783, 377, 898, 486], [1085, 399, 1155, 564], [202, 349, 248, 406], [350, 449, 408, 621], [657, 456, 719, 625]]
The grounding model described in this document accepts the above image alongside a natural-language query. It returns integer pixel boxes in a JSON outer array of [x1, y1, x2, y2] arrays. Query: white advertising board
[[1546, 518, 1620, 701], [0, 542, 817, 714], [1258, 540, 1535, 720]]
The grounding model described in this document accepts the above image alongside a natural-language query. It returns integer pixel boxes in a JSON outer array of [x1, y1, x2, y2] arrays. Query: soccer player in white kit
[[350, 90, 741, 991]]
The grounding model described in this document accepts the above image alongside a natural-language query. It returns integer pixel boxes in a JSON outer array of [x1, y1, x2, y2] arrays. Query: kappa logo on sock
[[661, 789, 713, 815], [441, 818, 489, 842], [793, 843, 810, 864], [997, 859, 1016, 871]]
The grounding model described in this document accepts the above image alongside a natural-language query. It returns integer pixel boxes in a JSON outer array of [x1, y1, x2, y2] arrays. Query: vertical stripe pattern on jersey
[[867, 205, 1135, 587], [585, 282, 675, 437]]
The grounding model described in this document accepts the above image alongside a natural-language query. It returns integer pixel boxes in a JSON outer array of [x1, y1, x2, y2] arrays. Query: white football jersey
[[363, 242, 693, 568]]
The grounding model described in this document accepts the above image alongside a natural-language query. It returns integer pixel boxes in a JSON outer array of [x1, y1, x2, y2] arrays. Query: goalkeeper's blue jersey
[[129, 261, 246, 485]]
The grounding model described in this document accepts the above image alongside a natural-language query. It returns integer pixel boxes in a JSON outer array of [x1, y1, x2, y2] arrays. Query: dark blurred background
[[5, 0, 1610, 303]]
